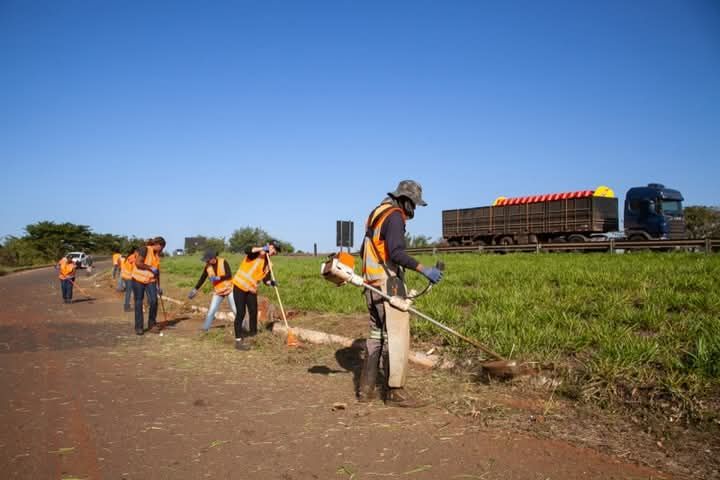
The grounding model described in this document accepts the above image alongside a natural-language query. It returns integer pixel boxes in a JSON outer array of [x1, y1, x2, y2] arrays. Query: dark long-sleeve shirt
[[195, 259, 233, 290], [381, 210, 420, 271]]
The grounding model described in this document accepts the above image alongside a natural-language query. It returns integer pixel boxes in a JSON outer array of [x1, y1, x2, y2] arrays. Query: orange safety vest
[[232, 255, 268, 293], [121, 253, 136, 280], [112, 253, 121, 266], [362, 204, 406, 284], [58, 258, 76, 280], [131, 247, 160, 284], [206, 257, 233, 296]]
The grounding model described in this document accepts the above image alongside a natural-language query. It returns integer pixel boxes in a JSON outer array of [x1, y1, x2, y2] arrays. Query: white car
[[66, 251, 91, 268]]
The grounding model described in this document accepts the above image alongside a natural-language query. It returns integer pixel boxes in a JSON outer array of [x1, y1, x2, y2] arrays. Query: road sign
[[336, 221, 354, 248]]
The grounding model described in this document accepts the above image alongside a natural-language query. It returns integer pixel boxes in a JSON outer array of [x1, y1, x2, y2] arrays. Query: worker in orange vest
[[359, 180, 442, 407], [111, 251, 122, 279], [120, 245, 138, 312], [56, 255, 78, 304], [131, 237, 166, 335], [188, 250, 237, 332], [231, 240, 280, 350]]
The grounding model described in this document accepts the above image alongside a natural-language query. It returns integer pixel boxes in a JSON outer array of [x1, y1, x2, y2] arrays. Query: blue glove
[[421, 266, 443, 284], [210, 276, 220, 282], [188, 288, 198, 299], [150, 267, 159, 275], [262, 244, 270, 253], [157, 287, 163, 296]]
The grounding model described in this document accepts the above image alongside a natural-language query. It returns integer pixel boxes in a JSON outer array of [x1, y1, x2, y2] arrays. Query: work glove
[[157, 287, 163, 296], [188, 288, 198, 299], [268, 280, 278, 287], [421, 266, 443, 284], [150, 267, 159, 276], [262, 244, 270, 253], [209, 276, 220, 282]]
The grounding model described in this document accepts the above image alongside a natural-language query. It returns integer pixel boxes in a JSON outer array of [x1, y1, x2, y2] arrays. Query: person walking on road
[[358, 180, 443, 407], [188, 250, 237, 332], [131, 237, 166, 335], [120, 245, 137, 312], [56, 255, 78, 304], [231, 241, 280, 351]]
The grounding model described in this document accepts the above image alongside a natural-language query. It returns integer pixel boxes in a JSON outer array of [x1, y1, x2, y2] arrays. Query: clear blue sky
[[1, 0, 719, 252]]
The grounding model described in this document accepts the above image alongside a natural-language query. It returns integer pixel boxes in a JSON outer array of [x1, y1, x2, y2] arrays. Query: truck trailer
[[442, 183, 686, 246]]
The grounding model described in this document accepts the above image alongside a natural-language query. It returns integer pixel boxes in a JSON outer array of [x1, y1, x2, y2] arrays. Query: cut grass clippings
[[162, 252, 720, 424]]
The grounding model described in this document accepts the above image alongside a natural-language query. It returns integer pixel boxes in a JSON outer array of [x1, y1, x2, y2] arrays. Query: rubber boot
[[381, 352, 425, 408], [385, 387, 425, 408], [357, 347, 381, 402]]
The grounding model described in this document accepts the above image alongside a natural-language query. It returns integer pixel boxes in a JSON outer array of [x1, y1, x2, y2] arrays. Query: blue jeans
[[203, 292, 237, 331], [133, 281, 158, 331], [60, 278, 74, 301], [112, 265, 119, 279], [123, 279, 134, 309], [116, 273, 125, 291]]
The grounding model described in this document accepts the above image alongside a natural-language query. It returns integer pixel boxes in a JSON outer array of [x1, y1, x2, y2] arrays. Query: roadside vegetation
[[162, 251, 720, 424]]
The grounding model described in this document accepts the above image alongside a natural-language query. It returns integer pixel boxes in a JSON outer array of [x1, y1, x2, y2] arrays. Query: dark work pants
[[133, 281, 158, 331], [60, 278, 74, 301], [233, 286, 257, 339], [123, 279, 134, 309]]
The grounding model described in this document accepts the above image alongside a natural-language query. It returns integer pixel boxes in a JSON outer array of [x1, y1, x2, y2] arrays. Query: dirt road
[[0, 265, 676, 479]]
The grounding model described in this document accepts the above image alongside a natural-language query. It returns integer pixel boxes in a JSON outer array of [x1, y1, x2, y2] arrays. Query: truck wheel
[[567, 234, 587, 243], [499, 236, 514, 246]]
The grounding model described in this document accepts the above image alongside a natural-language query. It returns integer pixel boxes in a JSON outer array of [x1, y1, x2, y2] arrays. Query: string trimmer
[[320, 253, 535, 378]]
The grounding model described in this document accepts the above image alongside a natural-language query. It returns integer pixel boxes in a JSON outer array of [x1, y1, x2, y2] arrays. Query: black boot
[[357, 346, 381, 403]]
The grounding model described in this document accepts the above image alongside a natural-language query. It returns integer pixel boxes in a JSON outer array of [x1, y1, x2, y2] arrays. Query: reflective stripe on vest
[[121, 253, 136, 280], [132, 247, 160, 284], [362, 204, 406, 283], [58, 258, 76, 280], [207, 257, 233, 296], [232, 255, 267, 293]]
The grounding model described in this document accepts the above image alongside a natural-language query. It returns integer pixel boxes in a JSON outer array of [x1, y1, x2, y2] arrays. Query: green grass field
[[162, 251, 720, 421]]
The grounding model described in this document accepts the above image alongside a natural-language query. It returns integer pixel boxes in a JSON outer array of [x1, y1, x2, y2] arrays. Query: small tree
[[685, 206, 720, 239], [404, 233, 433, 248], [228, 227, 294, 253]]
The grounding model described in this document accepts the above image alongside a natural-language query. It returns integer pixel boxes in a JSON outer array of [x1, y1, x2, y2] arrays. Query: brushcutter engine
[[320, 253, 364, 287]]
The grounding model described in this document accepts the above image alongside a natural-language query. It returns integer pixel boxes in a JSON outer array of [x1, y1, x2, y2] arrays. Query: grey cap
[[388, 180, 427, 207], [201, 250, 217, 262]]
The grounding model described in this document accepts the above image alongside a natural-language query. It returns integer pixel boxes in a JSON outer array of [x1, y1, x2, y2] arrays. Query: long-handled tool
[[266, 255, 299, 347], [320, 254, 534, 378], [69, 279, 93, 301]]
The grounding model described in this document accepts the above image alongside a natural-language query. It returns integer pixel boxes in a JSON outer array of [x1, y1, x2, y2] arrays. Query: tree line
[[184, 227, 294, 255], [0, 221, 138, 267]]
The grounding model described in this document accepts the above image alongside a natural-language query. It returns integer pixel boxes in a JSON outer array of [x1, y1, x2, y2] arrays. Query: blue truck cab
[[624, 183, 686, 240]]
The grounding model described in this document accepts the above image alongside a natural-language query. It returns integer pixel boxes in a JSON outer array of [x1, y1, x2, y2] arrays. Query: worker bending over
[[188, 250, 237, 332], [231, 241, 280, 351], [56, 255, 78, 304], [359, 180, 443, 407], [131, 237, 166, 335]]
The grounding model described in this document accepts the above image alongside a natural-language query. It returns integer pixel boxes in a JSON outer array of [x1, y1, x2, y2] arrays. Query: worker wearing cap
[[188, 250, 237, 332], [359, 180, 443, 407], [131, 236, 166, 335], [231, 241, 280, 351], [56, 255, 78, 304], [120, 245, 137, 312]]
